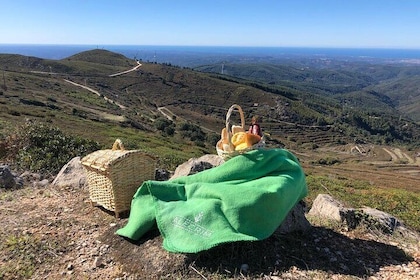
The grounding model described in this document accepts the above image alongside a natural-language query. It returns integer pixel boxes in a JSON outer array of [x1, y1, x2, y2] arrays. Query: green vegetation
[[178, 121, 206, 146], [0, 232, 67, 279], [197, 61, 420, 123], [2, 121, 100, 174], [154, 117, 175, 136]]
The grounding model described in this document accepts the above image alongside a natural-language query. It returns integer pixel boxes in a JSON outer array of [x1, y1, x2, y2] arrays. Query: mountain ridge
[[196, 61, 420, 123]]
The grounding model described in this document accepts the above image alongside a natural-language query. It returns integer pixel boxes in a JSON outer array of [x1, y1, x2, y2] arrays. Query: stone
[[307, 193, 418, 235], [52, 157, 87, 188], [33, 178, 50, 188], [93, 256, 103, 268], [170, 154, 224, 179], [307, 193, 347, 222], [0, 165, 20, 189], [358, 207, 401, 233], [277, 200, 311, 234], [308, 194, 361, 229], [19, 171, 43, 187], [155, 168, 171, 181]]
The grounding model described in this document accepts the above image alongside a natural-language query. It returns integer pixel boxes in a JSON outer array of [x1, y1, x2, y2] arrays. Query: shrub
[[317, 157, 341, 165], [179, 122, 206, 142], [154, 118, 175, 136], [206, 132, 220, 146], [2, 121, 100, 174]]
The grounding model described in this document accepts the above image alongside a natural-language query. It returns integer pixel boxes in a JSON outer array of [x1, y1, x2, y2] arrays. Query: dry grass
[[1, 143, 419, 279]]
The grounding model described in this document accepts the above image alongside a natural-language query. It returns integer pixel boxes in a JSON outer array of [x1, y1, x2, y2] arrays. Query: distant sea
[[1, 44, 419, 67]]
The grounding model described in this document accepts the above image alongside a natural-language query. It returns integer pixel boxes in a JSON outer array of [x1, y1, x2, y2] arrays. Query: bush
[[317, 157, 341, 165], [206, 132, 220, 146], [2, 121, 100, 174], [179, 122, 206, 142], [154, 118, 175, 136]]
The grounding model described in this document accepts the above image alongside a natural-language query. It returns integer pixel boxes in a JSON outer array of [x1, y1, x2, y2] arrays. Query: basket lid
[[81, 149, 139, 171], [81, 139, 142, 171]]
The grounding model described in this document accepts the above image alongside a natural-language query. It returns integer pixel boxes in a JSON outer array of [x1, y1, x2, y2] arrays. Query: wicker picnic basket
[[81, 139, 157, 218], [216, 104, 265, 160]]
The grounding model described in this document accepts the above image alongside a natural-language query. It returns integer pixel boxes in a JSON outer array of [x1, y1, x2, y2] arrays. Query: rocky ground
[[1, 174, 419, 279]]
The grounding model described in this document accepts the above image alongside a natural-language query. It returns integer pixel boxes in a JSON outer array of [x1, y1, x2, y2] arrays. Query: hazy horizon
[[1, 44, 420, 67]]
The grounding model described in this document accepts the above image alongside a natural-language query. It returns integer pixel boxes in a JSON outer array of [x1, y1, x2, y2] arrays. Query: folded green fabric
[[116, 148, 307, 253]]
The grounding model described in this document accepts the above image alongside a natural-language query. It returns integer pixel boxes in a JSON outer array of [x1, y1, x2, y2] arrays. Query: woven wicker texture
[[81, 139, 156, 217]]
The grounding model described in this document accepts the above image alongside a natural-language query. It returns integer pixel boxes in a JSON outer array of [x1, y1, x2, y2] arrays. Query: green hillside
[[1, 49, 419, 169], [196, 61, 420, 123], [368, 76, 420, 121]]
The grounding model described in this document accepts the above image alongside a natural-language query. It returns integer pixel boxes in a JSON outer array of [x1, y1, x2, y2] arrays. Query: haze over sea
[[1, 44, 420, 67]]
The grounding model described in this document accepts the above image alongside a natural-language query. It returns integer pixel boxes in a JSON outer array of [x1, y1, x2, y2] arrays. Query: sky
[[1, 0, 420, 49]]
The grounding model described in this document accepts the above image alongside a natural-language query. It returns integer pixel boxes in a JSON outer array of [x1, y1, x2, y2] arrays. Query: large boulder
[[358, 207, 401, 234], [308, 194, 410, 234], [52, 157, 87, 188], [308, 194, 361, 229]]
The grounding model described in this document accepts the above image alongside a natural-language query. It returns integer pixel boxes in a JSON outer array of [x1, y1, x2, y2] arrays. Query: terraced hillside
[[266, 122, 340, 147], [1, 49, 419, 157]]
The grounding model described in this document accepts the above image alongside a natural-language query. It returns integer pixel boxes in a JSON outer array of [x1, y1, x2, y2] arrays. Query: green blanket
[[116, 148, 307, 253]]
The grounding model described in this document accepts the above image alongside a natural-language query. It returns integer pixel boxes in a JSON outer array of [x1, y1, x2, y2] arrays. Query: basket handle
[[225, 104, 245, 141], [112, 139, 125, 151]]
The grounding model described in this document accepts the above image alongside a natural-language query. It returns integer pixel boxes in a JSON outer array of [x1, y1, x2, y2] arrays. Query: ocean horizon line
[[1, 43, 420, 49], [1, 44, 419, 65]]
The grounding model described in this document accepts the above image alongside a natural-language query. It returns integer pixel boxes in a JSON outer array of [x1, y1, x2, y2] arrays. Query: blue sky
[[1, 0, 419, 48]]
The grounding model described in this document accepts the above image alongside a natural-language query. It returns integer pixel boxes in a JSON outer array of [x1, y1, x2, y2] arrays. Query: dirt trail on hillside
[[382, 148, 399, 161], [64, 79, 126, 109], [108, 61, 142, 77], [382, 147, 417, 164]]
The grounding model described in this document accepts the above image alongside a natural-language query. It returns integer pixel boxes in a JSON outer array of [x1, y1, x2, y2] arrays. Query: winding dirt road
[[64, 79, 126, 109], [108, 61, 142, 77]]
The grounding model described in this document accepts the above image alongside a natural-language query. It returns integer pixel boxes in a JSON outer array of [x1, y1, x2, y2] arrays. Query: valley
[[1, 49, 419, 181]]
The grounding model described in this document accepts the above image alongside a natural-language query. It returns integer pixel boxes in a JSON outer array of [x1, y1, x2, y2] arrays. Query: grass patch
[[0, 232, 66, 279]]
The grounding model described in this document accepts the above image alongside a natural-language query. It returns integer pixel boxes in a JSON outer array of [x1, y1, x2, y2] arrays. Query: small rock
[[93, 256, 103, 268], [240, 263, 249, 273], [33, 179, 49, 188], [0, 165, 19, 189], [170, 154, 223, 179]]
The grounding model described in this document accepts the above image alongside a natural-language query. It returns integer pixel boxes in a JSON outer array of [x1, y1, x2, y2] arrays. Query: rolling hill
[[1, 49, 420, 164], [196, 60, 420, 122]]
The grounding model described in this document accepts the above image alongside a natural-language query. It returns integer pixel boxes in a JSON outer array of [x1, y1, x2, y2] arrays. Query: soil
[[1, 146, 420, 279]]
